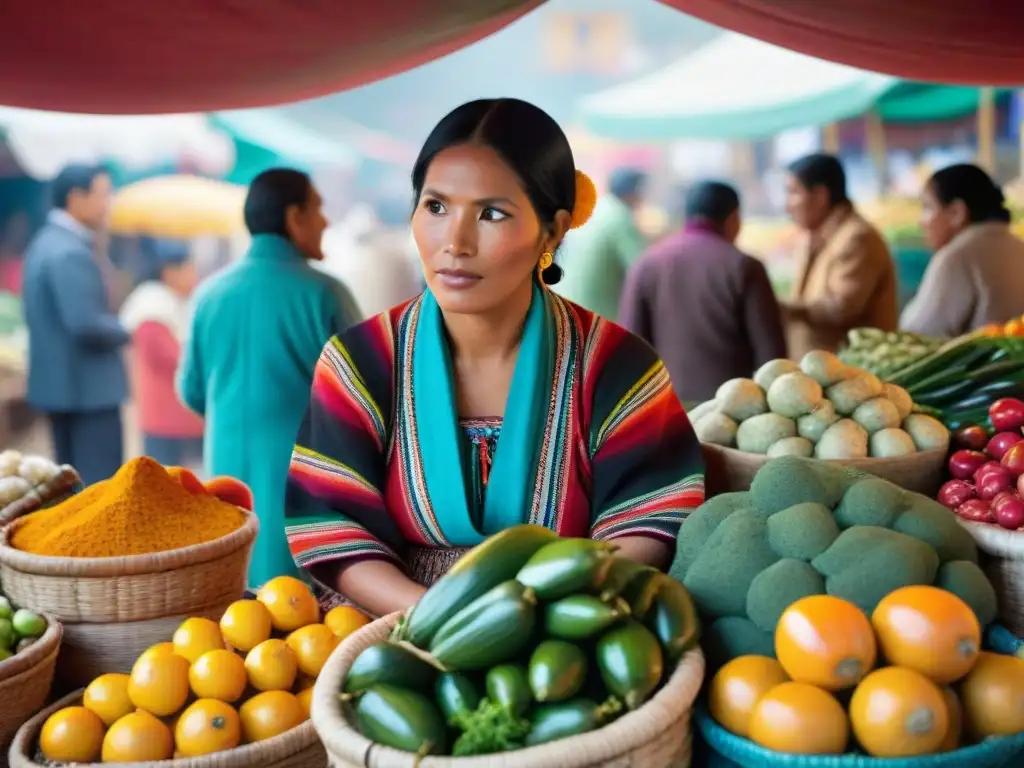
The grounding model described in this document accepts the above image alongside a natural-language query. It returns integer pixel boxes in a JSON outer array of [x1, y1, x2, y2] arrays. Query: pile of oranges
[[709, 586, 1024, 758], [38, 576, 370, 763], [976, 312, 1024, 338]]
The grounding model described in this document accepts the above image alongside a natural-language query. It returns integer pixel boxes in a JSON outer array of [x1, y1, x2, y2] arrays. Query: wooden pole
[[977, 87, 996, 174], [821, 123, 840, 154], [864, 110, 889, 194]]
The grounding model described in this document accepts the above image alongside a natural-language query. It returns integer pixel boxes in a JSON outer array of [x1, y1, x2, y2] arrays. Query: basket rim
[[694, 701, 1024, 766], [311, 611, 706, 765], [8, 688, 319, 767], [0, 508, 259, 577], [701, 442, 947, 467], [957, 518, 1024, 558], [0, 613, 61, 684]]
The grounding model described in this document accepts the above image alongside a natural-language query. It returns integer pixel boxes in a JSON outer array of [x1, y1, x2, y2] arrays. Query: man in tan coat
[[781, 154, 898, 359]]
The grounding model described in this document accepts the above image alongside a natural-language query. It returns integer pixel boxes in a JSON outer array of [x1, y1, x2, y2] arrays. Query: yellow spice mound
[[11, 457, 247, 558]]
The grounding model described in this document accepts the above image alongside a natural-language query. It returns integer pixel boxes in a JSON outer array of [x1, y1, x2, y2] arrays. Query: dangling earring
[[538, 251, 553, 276]]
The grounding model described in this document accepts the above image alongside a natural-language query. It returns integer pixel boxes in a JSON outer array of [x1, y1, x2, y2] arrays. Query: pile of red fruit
[[940, 397, 1024, 530]]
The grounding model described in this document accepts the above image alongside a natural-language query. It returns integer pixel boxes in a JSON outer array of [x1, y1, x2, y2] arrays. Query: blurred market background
[[0, 0, 1020, 460]]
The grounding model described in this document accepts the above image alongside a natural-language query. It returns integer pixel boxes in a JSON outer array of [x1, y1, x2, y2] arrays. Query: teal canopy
[[579, 33, 1009, 141]]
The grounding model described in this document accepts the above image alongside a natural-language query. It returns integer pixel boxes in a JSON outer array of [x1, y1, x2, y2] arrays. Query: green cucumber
[[429, 580, 537, 670], [528, 640, 588, 703], [435, 672, 480, 722], [405, 524, 558, 647], [525, 697, 623, 746], [644, 577, 701, 661], [545, 594, 629, 640], [486, 664, 531, 716], [596, 621, 664, 710], [344, 642, 439, 694], [888, 336, 991, 387], [354, 684, 447, 755], [597, 558, 653, 602], [516, 538, 617, 600]]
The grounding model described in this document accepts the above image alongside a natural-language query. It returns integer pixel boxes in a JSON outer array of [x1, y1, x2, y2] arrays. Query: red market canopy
[[0, 1, 1022, 114]]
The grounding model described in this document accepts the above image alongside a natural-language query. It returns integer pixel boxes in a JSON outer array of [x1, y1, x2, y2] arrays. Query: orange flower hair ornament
[[570, 170, 597, 230]]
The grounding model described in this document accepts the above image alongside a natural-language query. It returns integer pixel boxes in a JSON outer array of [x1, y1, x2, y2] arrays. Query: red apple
[[954, 425, 990, 452], [975, 461, 1008, 484], [992, 493, 1024, 530], [1001, 441, 1024, 477], [987, 431, 1023, 461], [957, 498, 994, 522], [979, 469, 1015, 500], [938, 479, 977, 510], [990, 398, 1024, 433], [949, 450, 989, 480]]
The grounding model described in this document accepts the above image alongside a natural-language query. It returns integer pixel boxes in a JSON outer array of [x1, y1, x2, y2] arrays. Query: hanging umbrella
[[109, 175, 247, 238]]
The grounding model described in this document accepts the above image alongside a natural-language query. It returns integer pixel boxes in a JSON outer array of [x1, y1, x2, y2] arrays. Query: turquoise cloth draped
[[411, 284, 554, 544]]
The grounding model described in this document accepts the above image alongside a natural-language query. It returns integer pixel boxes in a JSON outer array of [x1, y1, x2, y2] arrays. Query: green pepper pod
[[525, 696, 624, 746], [435, 672, 481, 722], [544, 594, 629, 641], [528, 640, 588, 703], [596, 620, 664, 710], [516, 538, 617, 600], [485, 664, 531, 716]]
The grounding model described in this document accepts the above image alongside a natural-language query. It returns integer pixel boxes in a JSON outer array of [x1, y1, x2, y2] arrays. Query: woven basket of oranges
[[697, 587, 1024, 767]]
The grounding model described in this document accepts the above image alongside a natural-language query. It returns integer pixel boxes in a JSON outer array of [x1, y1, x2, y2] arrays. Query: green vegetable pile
[[882, 335, 1024, 431], [0, 594, 47, 660], [838, 328, 944, 379], [669, 456, 998, 669], [340, 526, 701, 757]]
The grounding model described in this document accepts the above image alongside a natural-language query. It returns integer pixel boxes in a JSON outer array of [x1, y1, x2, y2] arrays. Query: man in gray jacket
[[22, 164, 128, 483]]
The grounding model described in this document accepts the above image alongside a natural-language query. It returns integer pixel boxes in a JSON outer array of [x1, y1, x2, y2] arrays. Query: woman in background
[[901, 163, 1024, 338], [119, 239, 204, 467]]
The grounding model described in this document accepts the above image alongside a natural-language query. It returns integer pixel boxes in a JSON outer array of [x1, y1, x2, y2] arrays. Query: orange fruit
[[959, 651, 1024, 739], [1004, 319, 1024, 337], [748, 682, 849, 755], [296, 687, 313, 718], [175, 699, 242, 757], [324, 606, 370, 640], [173, 617, 226, 663], [257, 576, 319, 632], [939, 686, 962, 752], [128, 653, 191, 717], [849, 666, 948, 757], [189, 649, 248, 703], [708, 655, 788, 737], [245, 638, 299, 692], [206, 476, 254, 510], [102, 710, 174, 762], [239, 690, 307, 743], [775, 595, 877, 690], [138, 642, 177, 663], [39, 706, 106, 763], [83, 673, 134, 726], [872, 586, 980, 685], [166, 466, 208, 495], [220, 599, 273, 653], [286, 623, 339, 678]]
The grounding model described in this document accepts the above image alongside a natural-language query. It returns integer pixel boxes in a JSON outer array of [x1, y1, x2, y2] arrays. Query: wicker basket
[[0, 466, 82, 528], [695, 702, 1024, 768], [701, 444, 946, 497], [311, 612, 705, 768], [957, 520, 1024, 637], [0, 510, 258, 688], [0, 615, 61, 752], [8, 689, 326, 768]]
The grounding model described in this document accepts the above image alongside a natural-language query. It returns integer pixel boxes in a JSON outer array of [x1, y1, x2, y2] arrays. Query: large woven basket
[[957, 520, 1024, 637], [311, 612, 705, 768], [695, 702, 1024, 768], [0, 615, 61, 752], [0, 510, 258, 688], [701, 444, 946, 497], [8, 689, 326, 768]]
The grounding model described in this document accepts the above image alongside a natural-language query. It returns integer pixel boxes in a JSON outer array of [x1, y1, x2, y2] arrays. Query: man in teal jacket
[[178, 168, 361, 588]]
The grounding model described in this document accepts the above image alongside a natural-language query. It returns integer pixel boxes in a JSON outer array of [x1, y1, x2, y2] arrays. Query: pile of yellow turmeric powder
[[10, 457, 247, 557]]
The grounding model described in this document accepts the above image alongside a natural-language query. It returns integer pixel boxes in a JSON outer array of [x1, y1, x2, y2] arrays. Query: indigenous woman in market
[[285, 98, 705, 617], [901, 163, 1024, 338]]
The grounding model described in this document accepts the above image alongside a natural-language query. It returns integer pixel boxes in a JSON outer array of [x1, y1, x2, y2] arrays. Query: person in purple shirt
[[619, 181, 787, 404]]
